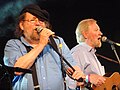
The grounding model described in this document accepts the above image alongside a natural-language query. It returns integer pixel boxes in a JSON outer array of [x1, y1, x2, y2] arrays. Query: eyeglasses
[[23, 18, 40, 24]]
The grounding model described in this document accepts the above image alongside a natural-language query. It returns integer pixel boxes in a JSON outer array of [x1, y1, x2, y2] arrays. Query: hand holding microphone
[[35, 26, 55, 46]]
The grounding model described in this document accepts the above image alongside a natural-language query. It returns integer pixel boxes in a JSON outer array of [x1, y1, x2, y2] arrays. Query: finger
[[77, 82, 84, 86], [72, 71, 83, 80], [66, 67, 74, 76]]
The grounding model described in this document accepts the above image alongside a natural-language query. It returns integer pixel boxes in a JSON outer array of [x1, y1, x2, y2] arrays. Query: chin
[[97, 43, 102, 48], [31, 37, 39, 41]]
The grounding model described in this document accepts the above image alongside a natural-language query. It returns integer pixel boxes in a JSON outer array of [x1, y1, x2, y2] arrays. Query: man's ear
[[82, 31, 88, 39], [19, 21, 24, 30]]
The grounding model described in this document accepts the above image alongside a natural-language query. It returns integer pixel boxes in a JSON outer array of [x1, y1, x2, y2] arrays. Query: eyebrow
[[32, 16, 37, 19], [26, 16, 37, 20]]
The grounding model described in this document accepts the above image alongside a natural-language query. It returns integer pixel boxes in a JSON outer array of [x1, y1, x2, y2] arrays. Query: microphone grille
[[101, 36, 107, 42], [36, 26, 43, 33]]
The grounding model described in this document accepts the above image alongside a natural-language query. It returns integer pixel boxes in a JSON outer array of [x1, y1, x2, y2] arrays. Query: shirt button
[[43, 77, 45, 80]]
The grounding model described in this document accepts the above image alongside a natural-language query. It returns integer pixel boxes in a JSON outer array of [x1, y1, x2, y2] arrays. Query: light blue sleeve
[[3, 39, 27, 66], [3, 39, 34, 90]]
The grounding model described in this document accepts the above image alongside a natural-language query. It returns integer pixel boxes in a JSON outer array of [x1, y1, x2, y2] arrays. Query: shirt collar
[[20, 36, 32, 48], [79, 42, 96, 53]]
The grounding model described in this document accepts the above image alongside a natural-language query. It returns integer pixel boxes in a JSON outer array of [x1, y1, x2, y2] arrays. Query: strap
[[19, 39, 40, 90], [31, 64, 40, 90], [96, 53, 119, 64]]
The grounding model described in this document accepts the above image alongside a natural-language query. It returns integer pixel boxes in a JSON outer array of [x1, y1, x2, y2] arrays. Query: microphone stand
[[0, 64, 12, 90], [48, 37, 94, 90], [48, 40, 83, 82], [0, 64, 32, 90], [111, 44, 120, 65], [49, 42, 94, 89]]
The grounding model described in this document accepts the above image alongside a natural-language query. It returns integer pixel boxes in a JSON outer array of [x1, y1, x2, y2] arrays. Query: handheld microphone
[[35, 26, 58, 39], [101, 36, 120, 46], [35, 26, 43, 33]]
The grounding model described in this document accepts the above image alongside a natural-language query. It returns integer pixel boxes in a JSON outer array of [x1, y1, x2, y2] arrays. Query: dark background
[[0, 0, 120, 89], [0, 1, 120, 87]]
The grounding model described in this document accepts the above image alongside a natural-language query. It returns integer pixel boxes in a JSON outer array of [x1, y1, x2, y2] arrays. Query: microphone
[[35, 26, 58, 38], [35, 26, 59, 49], [101, 36, 120, 46], [35, 26, 43, 33]]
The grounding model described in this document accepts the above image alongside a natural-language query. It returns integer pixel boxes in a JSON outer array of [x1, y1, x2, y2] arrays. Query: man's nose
[[34, 21, 41, 26], [99, 31, 103, 35]]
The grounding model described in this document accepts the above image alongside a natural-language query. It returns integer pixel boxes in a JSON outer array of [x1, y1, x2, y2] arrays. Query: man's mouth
[[98, 37, 102, 41]]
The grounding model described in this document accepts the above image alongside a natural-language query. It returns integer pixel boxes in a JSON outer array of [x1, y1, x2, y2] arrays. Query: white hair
[[75, 18, 96, 43]]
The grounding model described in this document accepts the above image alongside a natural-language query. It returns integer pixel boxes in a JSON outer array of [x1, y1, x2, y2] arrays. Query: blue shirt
[[71, 42, 105, 76], [3, 36, 76, 90], [70, 42, 105, 90]]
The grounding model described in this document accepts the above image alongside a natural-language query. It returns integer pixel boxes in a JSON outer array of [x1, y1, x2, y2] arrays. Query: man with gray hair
[[71, 18, 106, 90]]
